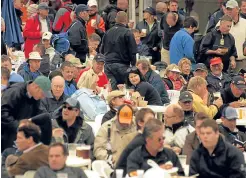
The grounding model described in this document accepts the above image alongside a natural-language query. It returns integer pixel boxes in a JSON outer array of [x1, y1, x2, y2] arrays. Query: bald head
[[116, 11, 128, 25], [51, 76, 65, 99], [164, 104, 184, 126], [156, 2, 168, 13]]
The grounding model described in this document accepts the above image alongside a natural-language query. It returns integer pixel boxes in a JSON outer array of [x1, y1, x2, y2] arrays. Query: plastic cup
[[116, 169, 123, 178]]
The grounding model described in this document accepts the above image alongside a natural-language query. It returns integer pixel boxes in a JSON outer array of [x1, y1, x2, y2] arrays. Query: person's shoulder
[[129, 145, 142, 157]]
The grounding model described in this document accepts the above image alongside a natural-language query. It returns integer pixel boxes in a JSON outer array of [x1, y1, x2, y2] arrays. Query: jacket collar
[[220, 124, 238, 134], [52, 92, 67, 101], [199, 136, 225, 156], [144, 70, 153, 81], [115, 23, 127, 28], [76, 16, 86, 25], [165, 120, 187, 133]]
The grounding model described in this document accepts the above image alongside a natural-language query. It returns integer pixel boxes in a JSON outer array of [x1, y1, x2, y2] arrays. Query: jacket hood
[[103, 4, 119, 13]]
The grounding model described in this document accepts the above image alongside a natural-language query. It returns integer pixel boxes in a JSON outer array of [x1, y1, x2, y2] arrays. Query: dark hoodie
[[102, 5, 123, 30]]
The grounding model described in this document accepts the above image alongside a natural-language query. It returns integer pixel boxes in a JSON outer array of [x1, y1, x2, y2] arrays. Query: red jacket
[[76, 68, 109, 88], [23, 15, 52, 58], [86, 15, 105, 37], [53, 3, 73, 33]]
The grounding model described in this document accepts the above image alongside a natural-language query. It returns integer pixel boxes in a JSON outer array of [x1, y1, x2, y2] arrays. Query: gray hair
[[142, 119, 163, 139]]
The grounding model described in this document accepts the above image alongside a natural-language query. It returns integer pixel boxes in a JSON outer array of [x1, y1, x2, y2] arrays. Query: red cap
[[210, 57, 222, 65]]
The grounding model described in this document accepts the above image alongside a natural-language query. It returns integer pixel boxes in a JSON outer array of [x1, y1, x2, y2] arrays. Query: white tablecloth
[[66, 156, 91, 169], [138, 105, 166, 113], [84, 170, 100, 178]]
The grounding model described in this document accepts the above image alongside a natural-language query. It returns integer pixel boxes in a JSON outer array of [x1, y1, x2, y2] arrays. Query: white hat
[[87, 0, 98, 7], [170, 67, 181, 73], [42, 32, 52, 40], [29, 52, 42, 60], [226, 0, 238, 8]]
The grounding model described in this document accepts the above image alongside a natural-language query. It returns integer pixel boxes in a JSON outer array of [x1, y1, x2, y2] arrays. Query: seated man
[[182, 112, 209, 164], [189, 119, 245, 178], [18, 52, 43, 82], [34, 143, 87, 178], [193, 63, 208, 79], [94, 105, 137, 167], [206, 57, 231, 93], [114, 108, 155, 177], [41, 76, 68, 114], [52, 98, 94, 148], [1, 67, 10, 92], [127, 119, 184, 176], [61, 61, 77, 96], [219, 106, 246, 151], [6, 123, 49, 177], [136, 59, 170, 104], [1, 55, 24, 84], [178, 91, 196, 127], [77, 54, 108, 90], [69, 57, 85, 82], [164, 104, 195, 155], [187, 76, 223, 119]]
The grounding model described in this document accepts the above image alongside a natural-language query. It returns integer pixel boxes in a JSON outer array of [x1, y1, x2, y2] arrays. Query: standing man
[[136, 7, 161, 64], [1, 76, 52, 151], [101, 11, 137, 90], [189, 119, 245, 178], [68, 4, 89, 63], [23, 3, 51, 58], [200, 15, 237, 72], [169, 17, 197, 65], [155, 2, 168, 22], [86, 0, 105, 37]]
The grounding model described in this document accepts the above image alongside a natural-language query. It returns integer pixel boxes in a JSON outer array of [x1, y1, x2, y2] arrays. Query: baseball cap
[[75, 4, 89, 15], [143, 6, 156, 16], [87, 0, 98, 7], [29, 52, 42, 60], [231, 76, 246, 89], [210, 57, 222, 66], [42, 32, 52, 40], [63, 98, 81, 109], [69, 58, 85, 68], [179, 91, 193, 102], [94, 54, 106, 63], [118, 105, 133, 124], [38, 3, 49, 10], [107, 90, 125, 102], [222, 106, 238, 120], [194, 63, 208, 72], [226, 0, 238, 8], [33, 76, 52, 98]]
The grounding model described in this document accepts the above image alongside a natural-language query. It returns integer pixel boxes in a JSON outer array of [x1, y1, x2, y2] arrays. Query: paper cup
[[116, 169, 123, 178], [141, 29, 147, 34], [91, 19, 96, 26]]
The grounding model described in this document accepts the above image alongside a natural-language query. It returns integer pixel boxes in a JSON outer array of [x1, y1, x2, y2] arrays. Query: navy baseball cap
[[143, 6, 156, 16], [232, 76, 246, 89], [194, 63, 208, 72], [75, 4, 89, 15], [94, 54, 106, 63]]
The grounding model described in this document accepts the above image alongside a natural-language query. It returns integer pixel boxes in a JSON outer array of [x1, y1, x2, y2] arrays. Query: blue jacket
[[18, 63, 43, 82], [169, 28, 195, 65], [64, 80, 77, 96]]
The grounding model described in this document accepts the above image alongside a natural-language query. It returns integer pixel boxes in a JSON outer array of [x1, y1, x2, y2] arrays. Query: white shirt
[[39, 16, 48, 33], [23, 143, 42, 153]]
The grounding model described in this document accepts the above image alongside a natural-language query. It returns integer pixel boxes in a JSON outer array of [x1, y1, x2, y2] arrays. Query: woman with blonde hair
[[178, 58, 193, 82], [163, 64, 187, 90]]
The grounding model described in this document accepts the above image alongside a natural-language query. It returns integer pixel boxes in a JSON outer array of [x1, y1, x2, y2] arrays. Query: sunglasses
[[127, 66, 138, 73], [63, 105, 75, 111]]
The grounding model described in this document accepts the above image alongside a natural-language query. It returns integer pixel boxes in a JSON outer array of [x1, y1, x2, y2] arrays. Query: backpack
[[71, 88, 107, 121], [50, 22, 77, 56]]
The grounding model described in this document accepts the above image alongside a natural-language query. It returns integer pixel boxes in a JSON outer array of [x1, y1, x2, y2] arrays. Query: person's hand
[[215, 48, 224, 55], [236, 144, 244, 152], [95, 86, 101, 94], [128, 20, 134, 29], [91, 20, 98, 29], [213, 97, 223, 108], [153, 47, 158, 51], [52, 128, 64, 138], [229, 101, 243, 108], [230, 58, 236, 69], [172, 146, 182, 155]]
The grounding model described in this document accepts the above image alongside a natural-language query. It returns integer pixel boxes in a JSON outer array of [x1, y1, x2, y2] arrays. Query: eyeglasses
[[127, 66, 138, 73], [63, 105, 75, 111]]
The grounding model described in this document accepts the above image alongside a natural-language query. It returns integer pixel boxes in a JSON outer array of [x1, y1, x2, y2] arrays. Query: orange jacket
[[86, 15, 105, 37]]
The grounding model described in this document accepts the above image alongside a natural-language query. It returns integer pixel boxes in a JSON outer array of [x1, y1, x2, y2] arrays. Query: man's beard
[[89, 12, 97, 17]]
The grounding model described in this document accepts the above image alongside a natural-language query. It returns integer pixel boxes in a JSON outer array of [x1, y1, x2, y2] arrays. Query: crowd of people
[[1, 0, 246, 177]]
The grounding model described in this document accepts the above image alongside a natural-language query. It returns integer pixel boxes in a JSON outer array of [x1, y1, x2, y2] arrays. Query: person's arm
[[200, 32, 220, 56], [69, 25, 88, 53], [126, 149, 141, 176], [228, 150, 245, 178], [183, 37, 195, 63], [52, 8, 67, 33], [126, 30, 137, 66], [189, 151, 200, 176], [7, 156, 28, 177], [182, 134, 195, 165], [34, 167, 45, 178], [23, 18, 42, 38]]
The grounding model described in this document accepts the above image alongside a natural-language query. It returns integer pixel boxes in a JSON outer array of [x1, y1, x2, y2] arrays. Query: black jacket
[[101, 109, 116, 125], [40, 93, 68, 114], [159, 13, 183, 50], [200, 28, 237, 72], [219, 124, 246, 149], [101, 23, 137, 66], [206, 9, 224, 33], [206, 72, 232, 93], [136, 20, 161, 49], [39, 54, 51, 77], [189, 136, 245, 178], [241, 13, 246, 20], [1, 82, 46, 151], [127, 145, 184, 175], [144, 70, 170, 104], [68, 17, 88, 62], [114, 133, 145, 177], [184, 111, 196, 127], [131, 81, 163, 106]]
